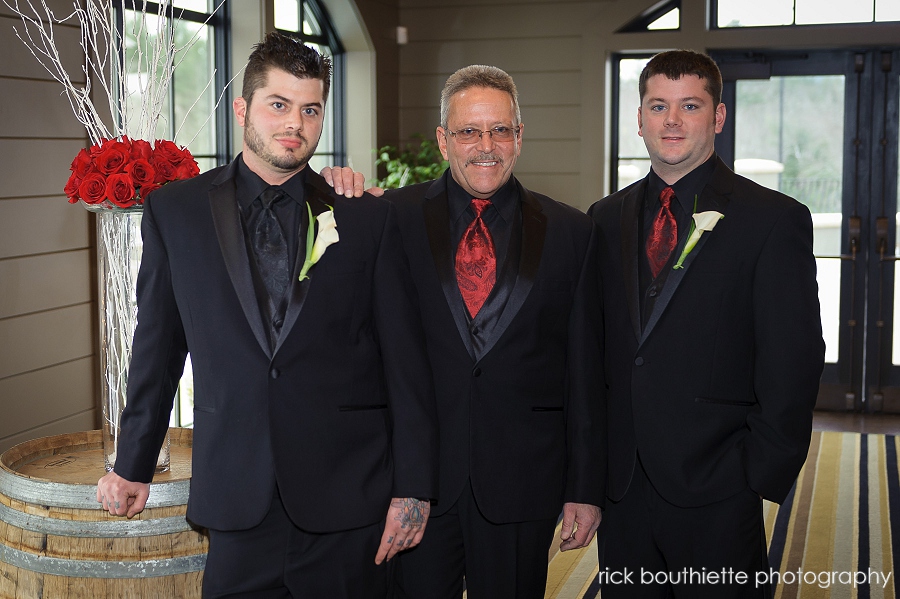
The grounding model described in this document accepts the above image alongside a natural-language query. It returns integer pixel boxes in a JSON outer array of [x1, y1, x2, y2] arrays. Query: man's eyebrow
[[646, 96, 705, 103]]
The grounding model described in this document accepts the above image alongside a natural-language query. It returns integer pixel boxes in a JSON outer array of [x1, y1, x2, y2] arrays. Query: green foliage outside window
[[374, 135, 448, 189]]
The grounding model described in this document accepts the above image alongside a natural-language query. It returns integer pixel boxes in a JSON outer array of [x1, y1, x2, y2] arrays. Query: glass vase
[[89, 205, 170, 473]]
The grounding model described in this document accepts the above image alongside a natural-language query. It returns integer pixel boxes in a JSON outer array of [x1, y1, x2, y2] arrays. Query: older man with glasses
[[325, 64, 605, 599]]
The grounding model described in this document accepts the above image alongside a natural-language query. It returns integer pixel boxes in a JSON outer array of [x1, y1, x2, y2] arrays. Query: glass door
[[713, 49, 900, 413]]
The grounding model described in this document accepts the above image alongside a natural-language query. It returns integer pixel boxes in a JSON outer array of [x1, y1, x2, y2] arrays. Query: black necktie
[[252, 186, 290, 305]]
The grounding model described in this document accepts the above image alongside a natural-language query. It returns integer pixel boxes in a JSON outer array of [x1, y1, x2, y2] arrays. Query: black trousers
[[202, 488, 390, 599], [393, 480, 558, 599], [597, 459, 772, 599]]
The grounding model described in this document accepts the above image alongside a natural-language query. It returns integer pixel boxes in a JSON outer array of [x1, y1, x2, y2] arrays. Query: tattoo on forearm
[[390, 498, 429, 530]]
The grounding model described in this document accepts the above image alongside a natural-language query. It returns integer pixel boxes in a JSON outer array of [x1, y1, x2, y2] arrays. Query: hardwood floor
[[812, 410, 900, 434]]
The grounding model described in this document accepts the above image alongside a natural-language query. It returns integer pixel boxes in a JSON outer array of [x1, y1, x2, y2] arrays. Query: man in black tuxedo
[[326, 65, 606, 599], [588, 50, 825, 598], [96, 32, 437, 598]]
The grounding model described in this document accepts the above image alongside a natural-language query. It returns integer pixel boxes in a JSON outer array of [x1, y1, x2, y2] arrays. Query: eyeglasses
[[443, 125, 520, 144]]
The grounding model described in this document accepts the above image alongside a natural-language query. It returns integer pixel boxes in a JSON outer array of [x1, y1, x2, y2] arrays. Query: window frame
[[710, 0, 899, 29], [617, 0, 680, 33], [114, 1, 232, 167], [610, 53, 655, 194]]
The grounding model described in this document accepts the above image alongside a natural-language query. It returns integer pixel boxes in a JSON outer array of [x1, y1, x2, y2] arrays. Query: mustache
[[466, 154, 502, 165], [275, 132, 306, 141]]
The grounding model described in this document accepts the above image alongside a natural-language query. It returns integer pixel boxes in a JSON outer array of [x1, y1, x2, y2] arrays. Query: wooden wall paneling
[[0, 250, 92, 319], [505, 71, 582, 107], [0, 139, 88, 198], [519, 106, 582, 140], [515, 173, 582, 207], [0, 358, 95, 442], [0, 17, 85, 81], [0, 304, 93, 380], [511, 140, 579, 174], [399, 73, 447, 111], [0, 78, 89, 138], [0, 198, 90, 259], [0, 412, 98, 454], [0, 0, 78, 19], [398, 3, 601, 40], [400, 38, 581, 75], [398, 107, 439, 140]]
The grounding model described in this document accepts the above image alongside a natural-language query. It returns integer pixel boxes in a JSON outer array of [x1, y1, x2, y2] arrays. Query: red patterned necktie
[[646, 186, 678, 278], [456, 199, 496, 318]]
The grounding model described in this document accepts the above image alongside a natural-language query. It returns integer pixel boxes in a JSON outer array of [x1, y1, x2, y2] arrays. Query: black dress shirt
[[235, 155, 308, 346], [447, 174, 518, 272]]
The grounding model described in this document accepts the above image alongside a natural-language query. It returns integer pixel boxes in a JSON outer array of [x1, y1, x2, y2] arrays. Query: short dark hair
[[241, 31, 332, 106], [639, 50, 723, 106]]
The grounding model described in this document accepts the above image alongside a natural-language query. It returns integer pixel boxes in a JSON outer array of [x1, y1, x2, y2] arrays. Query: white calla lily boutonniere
[[298, 203, 339, 281], [673, 196, 723, 270]]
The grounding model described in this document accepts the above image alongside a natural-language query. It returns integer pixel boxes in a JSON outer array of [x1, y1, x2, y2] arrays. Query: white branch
[[3, 0, 224, 146]]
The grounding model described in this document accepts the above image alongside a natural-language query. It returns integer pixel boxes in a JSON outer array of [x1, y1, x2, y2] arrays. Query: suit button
[[273, 318, 284, 328], [648, 287, 658, 298], [634, 357, 644, 366], [473, 367, 482, 377], [471, 326, 480, 335], [270, 368, 280, 379]]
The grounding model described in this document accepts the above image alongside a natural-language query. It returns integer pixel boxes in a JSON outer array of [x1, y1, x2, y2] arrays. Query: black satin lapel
[[476, 190, 545, 360], [424, 191, 476, 361], [209, 181, 271, 358], [638, 189, 729, 347], [274, 194, 323, 355], [621, 186, 643, 342]]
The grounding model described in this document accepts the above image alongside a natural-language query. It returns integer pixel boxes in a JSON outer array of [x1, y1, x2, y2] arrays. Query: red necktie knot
[[456, 199, 497, 318], [471, 198, 491, 217], [646, 186, 678, 278], [659, 186, 674, 208]]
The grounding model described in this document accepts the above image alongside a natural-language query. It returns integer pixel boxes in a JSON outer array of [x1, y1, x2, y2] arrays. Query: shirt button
[[634, 357, 644, 366], [270, 368, 280, 379], [473, 367, 482, 377]]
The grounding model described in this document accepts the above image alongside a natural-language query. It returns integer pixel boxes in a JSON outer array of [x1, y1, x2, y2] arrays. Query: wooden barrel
[[0, 428, 207, 598]]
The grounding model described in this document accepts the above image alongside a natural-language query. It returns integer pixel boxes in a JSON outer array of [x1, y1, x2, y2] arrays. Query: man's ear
[[436, 126, 449, 161], [714, 102, 726, 134], [233, 97, 247, 127]]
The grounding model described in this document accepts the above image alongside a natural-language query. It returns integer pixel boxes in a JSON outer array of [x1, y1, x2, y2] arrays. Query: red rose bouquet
[[64, 137, 200, 209]]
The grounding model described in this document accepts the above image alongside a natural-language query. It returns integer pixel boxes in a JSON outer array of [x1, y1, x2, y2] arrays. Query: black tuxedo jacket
[[385, 172, 606, 523], [114, 157, 438, 533], [588, 157, 825, 508]]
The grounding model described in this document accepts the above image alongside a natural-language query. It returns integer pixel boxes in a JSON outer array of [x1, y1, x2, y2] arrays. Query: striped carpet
[[539, 431, 900, 598]]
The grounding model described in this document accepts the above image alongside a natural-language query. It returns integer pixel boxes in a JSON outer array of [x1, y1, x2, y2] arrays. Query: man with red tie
[[588, 50, 825, 598], [329, 65, 606, 598]]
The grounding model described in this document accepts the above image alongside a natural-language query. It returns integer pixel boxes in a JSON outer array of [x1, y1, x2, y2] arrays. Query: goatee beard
[[244, 126, 315, 171]]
